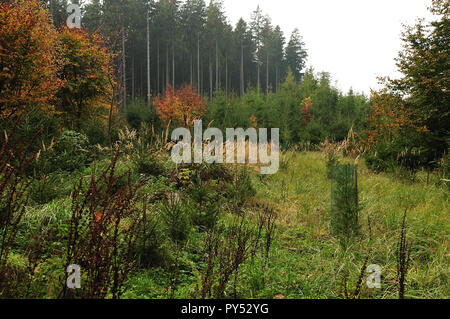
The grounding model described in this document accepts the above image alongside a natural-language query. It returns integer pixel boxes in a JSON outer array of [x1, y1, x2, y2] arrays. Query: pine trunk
[[146, 11, 151, 106], [225, 54, 228, 97], [122, 29, 126, 108], [132, 55, 135, 102], [257, 65, 260, 94], [197, 35, 200, 94], [190, 54, 193, 86], [209, 52, 212, 99], [157, 40, 160, 95], [266, 53, 269, 95], [240, 41, 244, 97], [215, 40, 219, 92], [172, 41, 175, 89], [166, 44, 169, 90]]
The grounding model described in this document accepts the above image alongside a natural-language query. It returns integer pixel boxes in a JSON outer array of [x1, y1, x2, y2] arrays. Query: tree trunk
[[197, 35, 200, 94], [240, 41, 244, 97], [225, 53, 228, 97], [209, 52, 212, 99], [215, 40, 219, 92], [146, 11, 151, 106], [266, 53, 269, 95], [276, 65, 279, 93], [122, 28, 126, 108], [49, 0, 53, 21], [190, 54, 193, 86], [257, 64, 260, 94], [172, 41, 175, 89], [166, 44, 169, 90], [157, 40, 160, 95], [132, 55, 135, 102], [140, 61, 144, 96]]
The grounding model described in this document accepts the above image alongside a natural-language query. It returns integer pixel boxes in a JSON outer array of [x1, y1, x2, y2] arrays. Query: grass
[[9, 151, 448, 299], [240, 151, 449, 299]]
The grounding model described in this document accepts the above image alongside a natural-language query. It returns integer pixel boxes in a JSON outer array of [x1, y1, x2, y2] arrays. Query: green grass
[[239, 151, 449, 299], [119, 151, 449, 299], [11, 151, 448, 299]]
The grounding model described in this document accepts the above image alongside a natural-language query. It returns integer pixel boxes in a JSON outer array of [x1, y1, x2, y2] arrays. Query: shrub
[[126, 101, 155, 130], [330, 164, 360, 246], [2, 105, 61, 153], [200, 214, 265, 299], [306, 121, 324, 145], [329, 121, 351, 142], [326, 151, 340, 179], [188, 180, 221, 230], [53, 131, 91, 170], [64, 150, 143, 299], [135, 199, 168, 268], [33, 130, 93, 176], [82, 121, 108, 146], [0, 121, 39, 296], [135, 155, 165, 177], [195, 163, 233, 183], [117, 123, 166, 178], [1, 253, 29, 298], [225, 168, 256, 213], [364, 139, 428, 176], [160, 197, 191, 244], [29, 173, 71, 205]]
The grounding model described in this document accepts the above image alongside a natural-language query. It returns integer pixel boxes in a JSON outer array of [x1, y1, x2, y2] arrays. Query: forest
[[0, 0, 448, 300]]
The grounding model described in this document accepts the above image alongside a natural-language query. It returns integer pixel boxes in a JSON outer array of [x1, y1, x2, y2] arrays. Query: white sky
[[223, 0, 433, 95]]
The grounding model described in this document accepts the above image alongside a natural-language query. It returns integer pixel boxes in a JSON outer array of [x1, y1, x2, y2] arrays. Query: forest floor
[[124, 151, 449, 299]]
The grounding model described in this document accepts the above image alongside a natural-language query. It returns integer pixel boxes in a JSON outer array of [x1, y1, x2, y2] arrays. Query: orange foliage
[[249, 115, 258, 129], [154, 85, 206, 127], [56, 27, 113, 127], [362, 89, 428, 150], [0, 0, 62, 119], [300, 97, 312, 127]]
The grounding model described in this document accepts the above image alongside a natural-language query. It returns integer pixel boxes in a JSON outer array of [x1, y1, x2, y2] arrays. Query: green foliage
[[326, 151, 340, 179], [64, 151, 143, 299], [188, 180, 221, 230], [364, 141, 425, 181], [206, 68, 369, 147], [2, 106, 61, 152], [81, 120, 109, 146], [225, 168, 256, 211], [160, 197, 191, 244], [56, 28, 111, 130], [36, 130, 92, 175], [330, 164, 360, 245], [28, 172, 71, 205], [2, 0, 447, 299], [436, 154, 449, 187], [135, 209, 169, 268], [365, 1, 449, 172], [126, 100, 157, 131], [2, 253, 29, 298]]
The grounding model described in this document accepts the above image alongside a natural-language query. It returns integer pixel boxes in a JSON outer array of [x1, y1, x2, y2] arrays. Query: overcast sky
[[222, 0, 432, 95]]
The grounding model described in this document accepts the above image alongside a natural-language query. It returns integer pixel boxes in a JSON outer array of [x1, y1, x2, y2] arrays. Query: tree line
[[44, 0, 308, 106]]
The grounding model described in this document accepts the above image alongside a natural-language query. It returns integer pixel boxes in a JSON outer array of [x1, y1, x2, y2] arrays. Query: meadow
[[121, 151, 448, 299], [1, 0, 448, 300]]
